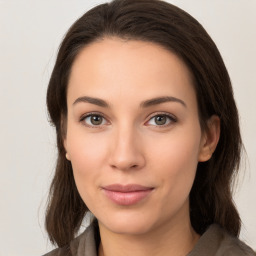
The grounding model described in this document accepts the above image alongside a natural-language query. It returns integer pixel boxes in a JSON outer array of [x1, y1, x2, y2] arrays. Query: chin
[[98, 212, 155, 235]]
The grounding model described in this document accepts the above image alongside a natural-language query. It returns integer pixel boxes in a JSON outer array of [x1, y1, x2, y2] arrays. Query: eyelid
[[145, 112, 177, 126], [79, 111, 177, 128], [79, 111, 109, 128]]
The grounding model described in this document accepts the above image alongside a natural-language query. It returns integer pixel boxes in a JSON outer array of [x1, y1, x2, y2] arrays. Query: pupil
[[155, 115, 166, 125], [91, 115, 102, 125]]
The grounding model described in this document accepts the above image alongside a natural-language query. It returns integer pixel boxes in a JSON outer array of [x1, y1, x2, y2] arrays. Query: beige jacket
[[43, 224, 255, 256]]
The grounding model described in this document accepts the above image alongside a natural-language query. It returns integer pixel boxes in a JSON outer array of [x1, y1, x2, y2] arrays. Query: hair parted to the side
[[46, 0, 242, 248]]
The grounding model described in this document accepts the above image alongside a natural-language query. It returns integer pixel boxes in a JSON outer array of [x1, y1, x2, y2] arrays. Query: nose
[[108, 126, 145, 171]]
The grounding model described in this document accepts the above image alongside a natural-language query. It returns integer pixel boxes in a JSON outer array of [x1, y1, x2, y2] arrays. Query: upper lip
[[102, 184, 154, 192]]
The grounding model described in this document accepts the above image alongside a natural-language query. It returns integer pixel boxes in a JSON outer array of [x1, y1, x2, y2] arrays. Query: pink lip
[[102, 184, 154, 206]]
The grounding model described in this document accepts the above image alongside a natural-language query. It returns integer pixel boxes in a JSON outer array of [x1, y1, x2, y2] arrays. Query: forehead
[[67, 37, 196, 109]]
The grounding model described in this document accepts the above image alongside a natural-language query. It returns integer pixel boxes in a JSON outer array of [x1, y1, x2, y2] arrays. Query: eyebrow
[[73, 96, 186, 108], [73, 96, 110, 108], [140, 96, 187, 108]]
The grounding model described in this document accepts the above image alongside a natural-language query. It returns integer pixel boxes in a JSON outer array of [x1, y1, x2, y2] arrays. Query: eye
[[80, 113, 108, 127], [146, 114, 177, 126]]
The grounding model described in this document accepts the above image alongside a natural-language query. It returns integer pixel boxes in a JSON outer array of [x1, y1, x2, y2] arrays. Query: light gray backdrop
[[0, 1, 255, 255]]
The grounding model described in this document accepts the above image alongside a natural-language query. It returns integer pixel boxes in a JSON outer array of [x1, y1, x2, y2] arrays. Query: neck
[[97, 212, 199, 256]]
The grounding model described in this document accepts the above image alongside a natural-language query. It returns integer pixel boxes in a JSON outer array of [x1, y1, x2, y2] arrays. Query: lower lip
[[102, 189, 153, 206]]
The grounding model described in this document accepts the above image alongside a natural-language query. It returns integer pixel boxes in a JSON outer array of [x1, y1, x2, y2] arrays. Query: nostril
[[110, 163, 139, 171]]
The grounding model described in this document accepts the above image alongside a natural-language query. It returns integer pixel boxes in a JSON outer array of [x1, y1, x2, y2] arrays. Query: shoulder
[[42, 246, 70, 256], [42, 224, 97, 256], [189, 224, 256, 256], [218, 228, 256, 256]]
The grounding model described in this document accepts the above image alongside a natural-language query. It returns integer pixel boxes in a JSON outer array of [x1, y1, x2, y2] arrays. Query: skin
[[64, 38, 220, 256]]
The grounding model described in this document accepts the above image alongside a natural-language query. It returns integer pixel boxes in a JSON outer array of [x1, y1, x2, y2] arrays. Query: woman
[[44, 0, 255, 255]]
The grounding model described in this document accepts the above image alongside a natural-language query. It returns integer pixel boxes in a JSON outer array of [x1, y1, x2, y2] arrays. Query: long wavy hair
[[45, 0, 242, 248]]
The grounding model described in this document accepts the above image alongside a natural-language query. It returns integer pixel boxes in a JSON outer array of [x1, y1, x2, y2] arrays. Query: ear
[[198, 115, 220, 162], [61, 114, 71, 161], [63, 139, 71, 161], [65, 152, 71, 161]]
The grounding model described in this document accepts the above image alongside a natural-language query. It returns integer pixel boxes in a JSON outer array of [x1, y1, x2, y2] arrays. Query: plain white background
[[0, 1, 255, 255]]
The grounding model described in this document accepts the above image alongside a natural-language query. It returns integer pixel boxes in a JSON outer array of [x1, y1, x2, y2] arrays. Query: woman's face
[[64, 38, 211, 235]]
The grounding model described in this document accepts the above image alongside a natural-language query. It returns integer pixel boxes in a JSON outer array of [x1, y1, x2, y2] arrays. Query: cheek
[[66, 129, 110, 202], [149, 126, 201, 193], [67, 125, 110, 168], [150, 126, 201, 166]]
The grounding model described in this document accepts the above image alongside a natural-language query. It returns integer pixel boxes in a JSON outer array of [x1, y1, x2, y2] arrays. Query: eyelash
[[79, 112, 177, 128], [146, 112, 177, 127], [79, 112, 109, 129]]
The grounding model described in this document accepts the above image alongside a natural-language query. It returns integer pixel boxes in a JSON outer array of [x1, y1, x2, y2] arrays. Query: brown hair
[[46, 0, 242, 248]]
